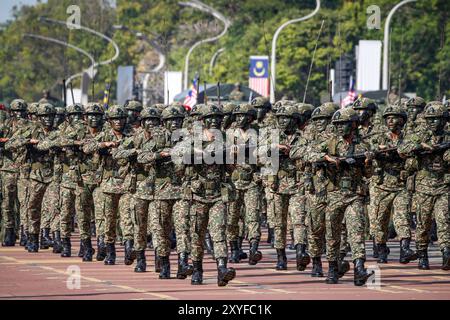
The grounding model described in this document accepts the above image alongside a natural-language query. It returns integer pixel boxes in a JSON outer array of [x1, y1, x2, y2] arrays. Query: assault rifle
[[313, 147, 399, 167]]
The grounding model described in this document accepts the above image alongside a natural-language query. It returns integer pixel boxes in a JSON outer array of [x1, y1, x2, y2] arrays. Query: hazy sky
[[0, 0, 46, 23]]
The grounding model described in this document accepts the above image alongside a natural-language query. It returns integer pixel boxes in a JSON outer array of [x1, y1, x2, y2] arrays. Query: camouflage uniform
[[1, 99, 29, 246], [228, 104, 262, 265], [83, 105, 131, 265], [398, 102, 450, 270], [310, 108, 372, 286], [186, 103, 236, 286], [368, 105, 417, 264], [8, 103, 59, 252]]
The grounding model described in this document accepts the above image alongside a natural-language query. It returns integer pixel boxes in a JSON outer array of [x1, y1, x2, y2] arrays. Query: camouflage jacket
[[1, 118, 31, 173], [398, 130, 450, 195], [309, 133, 371, 196], [83, 127, 132, 194], [368, 131, 409, 192]]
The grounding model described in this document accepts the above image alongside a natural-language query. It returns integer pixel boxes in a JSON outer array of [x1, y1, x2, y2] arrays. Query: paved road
[[1, 232, 449, 300]]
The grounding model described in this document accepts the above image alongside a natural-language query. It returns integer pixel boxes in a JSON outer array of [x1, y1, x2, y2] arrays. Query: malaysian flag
[[183, 77, 198, 111], [341, 77, 357, 108], [249, 56, 270, 97]]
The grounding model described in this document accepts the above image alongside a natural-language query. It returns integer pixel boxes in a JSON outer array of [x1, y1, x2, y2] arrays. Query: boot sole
[[297, 255, 311, 271], [249, 252, 262, 265]]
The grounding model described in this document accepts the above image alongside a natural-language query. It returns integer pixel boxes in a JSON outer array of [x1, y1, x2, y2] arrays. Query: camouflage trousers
[[132, 197, 154, 251], [289, 193, 308, 246], [306, 193, 326, 258], [265, 188, 274, 228], [415, 190, 450, 251], [60, 184, 96, 240], [119, 193, 134, 241], [40, 181, 62, 232], [101, 191, 134, 244], [18, 177, 29, 232], [325, 192, 367, 262], [1, 172, 18, 229], [229, 187, 261, 242], [27, 180, 50, 235], [151, 199, 190, 257], [226, 199, 244, 241], [147, 201, 157, 247], [370, 187, 411, 244], [93, 187, 105, 237], [190, 200, 227, 261]]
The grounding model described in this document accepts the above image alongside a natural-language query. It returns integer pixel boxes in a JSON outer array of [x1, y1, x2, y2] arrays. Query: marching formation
[[0, 95, 449, 288]]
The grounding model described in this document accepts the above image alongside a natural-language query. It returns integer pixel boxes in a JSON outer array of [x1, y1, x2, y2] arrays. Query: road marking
[[388, 285, 429, 293], [0, 256, 177, 300]]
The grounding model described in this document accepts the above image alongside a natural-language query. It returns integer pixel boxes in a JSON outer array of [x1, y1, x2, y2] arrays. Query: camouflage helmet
[[153, 104, 166, 112], [106, 105, 127, 119], [10, 99, 28, 111], [296, 103, 315, 120], [311, 103, 338, 120], [141, 106, 161, 120], [67, 103, 85, 115], [85, 103, 104, 115], [162, 106, 185, 120], [276, 105, 300, 118], [383, 104, 407, 121], [332, 107, 359, 123], [27, 102, 39, 115], [36, 103, 56, 116], [405, 97, 426, 109], [423, 102, 449, 119], [125, 100, 143, 112], [222, 102, 237, 115], [352, 97, 377, 112], [233, 103, 257, 118], [200, 103, 223, 119], [190, 105, 203, 117], [55, 106, 66, 115], [251, 97, 271, 109]]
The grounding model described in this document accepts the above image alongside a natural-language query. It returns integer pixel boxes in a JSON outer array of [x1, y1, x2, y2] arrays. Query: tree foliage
[[0, 0, 448, 105]]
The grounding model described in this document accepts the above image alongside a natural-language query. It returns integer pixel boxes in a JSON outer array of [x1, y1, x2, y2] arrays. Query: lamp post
[[270, 0, 320, 103], [209, 47, 225, 77], [382, 0, 416, 91]]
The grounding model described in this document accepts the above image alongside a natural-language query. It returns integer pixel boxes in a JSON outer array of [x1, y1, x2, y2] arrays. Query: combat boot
[[96, 236, 106, 261], [146, 234, 153, 249], [338, 252, 350, 278], [159, 256, 170, 279], [154, 249, 162, 272], [124, 239, 136, 265], [377, 243, 388, 264], [325, 261, 339, 284], [78, 240, 85, 258], [27, 234, 39, 253], [295, 244, 311, 271], [82, 238, 95, 262], [248, 240, 262, 265], [417, 249, 430, 270], [43, 228, 53, 248], [104, 242, 116, 265], [311, 257, 324, 277], [267, 228, 275, 248], [134, 250, 146, 273], [19, 226, 27, 247], [229, 240, 240, 263], [52, 231, 62, 254], [275, 248, 287, 271], [204, 231, 214, 257], [354, 259, 373, 286], [177, 252, 194, 279], [372, 238, 379, 258], [2, 228, 16, 247], [61, 238, 71, 257], [191, 260, 203, 285], [399, 238, 418, 264], [238, 237, 247, 260], [442, 248, 450, 271], [39, 229, 49, 249], [25, 233, 31, 251], [216, 257, 236, 287]]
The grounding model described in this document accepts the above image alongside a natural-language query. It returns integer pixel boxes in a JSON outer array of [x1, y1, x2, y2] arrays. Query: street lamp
[[382, 0, 416, 91], [179, 0, 231, 90], [270, 0, 321, 103], [209, 48, 225, 77]]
